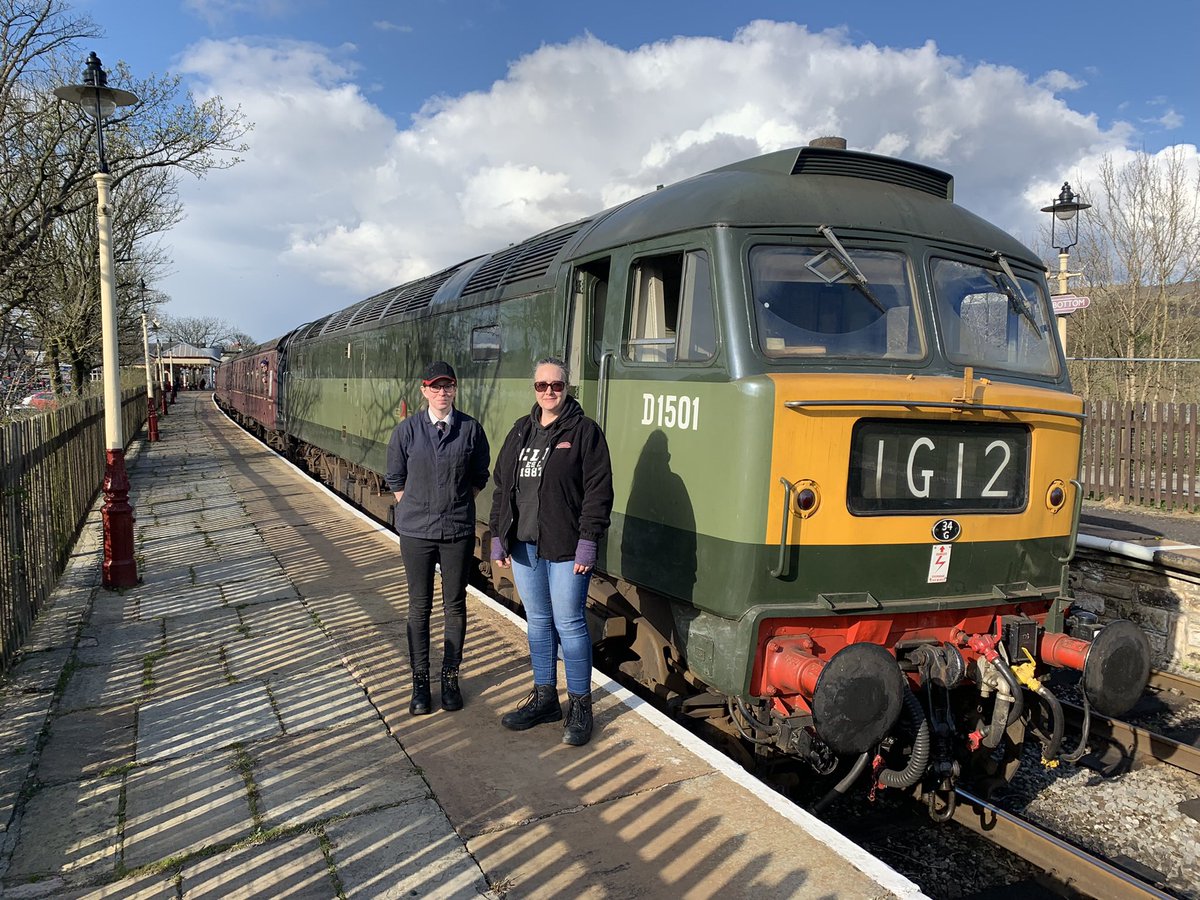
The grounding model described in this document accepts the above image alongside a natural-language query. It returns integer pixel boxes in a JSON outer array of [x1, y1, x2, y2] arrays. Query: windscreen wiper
[[989, 251, 1041, 331], [816, 225, 886, 313]]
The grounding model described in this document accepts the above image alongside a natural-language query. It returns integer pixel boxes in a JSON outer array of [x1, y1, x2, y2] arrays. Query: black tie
[[436, 421, 446, 440]]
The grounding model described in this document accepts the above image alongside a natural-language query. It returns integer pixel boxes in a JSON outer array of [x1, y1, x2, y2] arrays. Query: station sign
[[1051, 293, 1090, 314]]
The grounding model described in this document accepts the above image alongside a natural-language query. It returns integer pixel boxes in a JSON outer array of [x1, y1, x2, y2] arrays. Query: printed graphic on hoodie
[[518, 446, 549, 479]]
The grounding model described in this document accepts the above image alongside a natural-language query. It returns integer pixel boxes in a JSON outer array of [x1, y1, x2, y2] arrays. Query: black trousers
[[398, 533, 474, 674]]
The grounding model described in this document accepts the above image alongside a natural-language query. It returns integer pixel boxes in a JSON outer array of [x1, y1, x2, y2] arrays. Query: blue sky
[[74, 0, 1200, 341]]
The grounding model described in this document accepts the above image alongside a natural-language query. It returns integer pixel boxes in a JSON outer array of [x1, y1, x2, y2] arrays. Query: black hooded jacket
[[489, 395, 613, 562]]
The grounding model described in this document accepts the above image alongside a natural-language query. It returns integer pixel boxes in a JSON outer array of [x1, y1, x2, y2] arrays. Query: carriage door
[[566, 257, 611, 417]]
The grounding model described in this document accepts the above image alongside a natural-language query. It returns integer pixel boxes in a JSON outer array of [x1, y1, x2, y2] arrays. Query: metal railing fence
[[0, 388, 146, 673]]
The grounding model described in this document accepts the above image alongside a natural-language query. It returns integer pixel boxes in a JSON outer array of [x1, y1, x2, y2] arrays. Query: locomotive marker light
[[1040, 182, 1091, 354], [53, 52, 140, 588]]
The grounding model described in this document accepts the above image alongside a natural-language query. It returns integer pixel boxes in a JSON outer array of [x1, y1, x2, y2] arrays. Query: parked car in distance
[[21, 391, 59, 410]]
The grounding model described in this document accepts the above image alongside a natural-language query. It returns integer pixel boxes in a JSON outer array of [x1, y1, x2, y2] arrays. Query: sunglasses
[[534, 381, 565, 394]]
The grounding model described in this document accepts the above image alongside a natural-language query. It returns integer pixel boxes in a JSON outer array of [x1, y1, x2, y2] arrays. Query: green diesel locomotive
[[216, 139, 1149, 807]]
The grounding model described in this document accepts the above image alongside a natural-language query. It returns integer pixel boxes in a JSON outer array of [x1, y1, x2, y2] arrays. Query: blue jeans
[[509, 541, 593, 695]]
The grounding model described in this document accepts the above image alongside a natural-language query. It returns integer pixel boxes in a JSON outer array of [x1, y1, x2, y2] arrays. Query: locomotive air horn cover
[[1082, 619, 1151, 717], [811, 642, 905, 755]]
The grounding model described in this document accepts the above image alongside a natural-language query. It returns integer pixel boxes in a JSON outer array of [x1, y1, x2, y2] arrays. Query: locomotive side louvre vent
[[791, 148, 953, 200]]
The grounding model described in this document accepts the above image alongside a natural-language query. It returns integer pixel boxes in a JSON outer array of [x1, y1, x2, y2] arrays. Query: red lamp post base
[[147, 407, 159, 441], [102, 448, 138, 588]]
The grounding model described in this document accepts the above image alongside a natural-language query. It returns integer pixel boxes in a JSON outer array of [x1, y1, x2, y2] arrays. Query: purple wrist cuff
[[574, 539, 597, 568], [490, 537, 505, 561]]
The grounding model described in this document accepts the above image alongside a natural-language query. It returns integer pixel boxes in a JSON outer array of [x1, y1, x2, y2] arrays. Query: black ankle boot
[[501, 684, 562, 730], [562, 692, 593, 746], [409, 672, 432, 716], [440, 667, 463, 712]]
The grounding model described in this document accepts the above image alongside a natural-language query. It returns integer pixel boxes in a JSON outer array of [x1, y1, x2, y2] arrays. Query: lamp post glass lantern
[[1041, 182, 1092, 356], [1040, 182, 1092, 294], [54, 52, 140, 588]]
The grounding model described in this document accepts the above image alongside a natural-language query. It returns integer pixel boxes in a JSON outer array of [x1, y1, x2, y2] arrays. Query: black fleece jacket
[[489, 395, 613, 562]]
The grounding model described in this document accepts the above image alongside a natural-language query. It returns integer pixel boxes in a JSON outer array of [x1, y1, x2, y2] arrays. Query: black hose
[[735, 696, 780, 734], [1034, 684, 1065, 762], [812, 751, 871, 814], [726, 697, 778, 745], [1060, 687, 1092, 764], [879, 689, 931, 790]]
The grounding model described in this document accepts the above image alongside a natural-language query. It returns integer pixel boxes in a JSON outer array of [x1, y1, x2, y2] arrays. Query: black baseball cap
[[421, 361, 456, 385]]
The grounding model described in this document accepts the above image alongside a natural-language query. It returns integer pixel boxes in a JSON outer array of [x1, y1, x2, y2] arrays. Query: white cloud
[[1156, 109, 1184, 130], [162, 21, 1196, 340], [1038, 70, 1085, 92], [372, 20, 412, 33]]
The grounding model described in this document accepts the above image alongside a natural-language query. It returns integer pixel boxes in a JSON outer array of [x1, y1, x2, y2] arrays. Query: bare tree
[[0, 0, 250, 379], [159, 314, 244, 348], [1066, 148, 1200, 402]]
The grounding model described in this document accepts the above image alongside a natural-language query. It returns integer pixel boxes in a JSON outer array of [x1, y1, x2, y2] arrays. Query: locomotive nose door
[[566, 257, 611, 418]]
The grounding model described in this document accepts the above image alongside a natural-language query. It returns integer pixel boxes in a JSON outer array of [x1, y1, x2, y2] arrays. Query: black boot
[[409, 673, 432, 716], [562, 692, 593, 746], [501, 684, 562, 730], [441, 667, 463, 712]]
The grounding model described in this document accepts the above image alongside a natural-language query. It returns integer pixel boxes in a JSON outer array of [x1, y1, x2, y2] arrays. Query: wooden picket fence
[[0, 388, 146, 673], [1081, 400, 1200, 512]]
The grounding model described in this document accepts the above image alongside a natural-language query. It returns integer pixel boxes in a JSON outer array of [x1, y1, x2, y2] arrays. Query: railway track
[[1053, 668, 1200, 778], [950, 788, 1177, 899], [1148, 668, 1200, 704]]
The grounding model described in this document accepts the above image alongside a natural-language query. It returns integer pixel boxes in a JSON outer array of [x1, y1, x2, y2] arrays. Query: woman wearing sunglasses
[[489, 357, 614, 746], [386, 361, 491, 716]]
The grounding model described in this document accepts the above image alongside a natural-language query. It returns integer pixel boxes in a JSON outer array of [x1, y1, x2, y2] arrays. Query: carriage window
[[624, 250, 716, 364], [930, 258, 1059, 377], [750, 245, 922, 360]]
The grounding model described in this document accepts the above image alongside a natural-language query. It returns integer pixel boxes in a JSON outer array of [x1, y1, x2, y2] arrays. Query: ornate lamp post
[[54, 52, 139, 588], [1040, 182, 1092, 353], [139, 279, 159, 441], [152, 319, 167, 416]]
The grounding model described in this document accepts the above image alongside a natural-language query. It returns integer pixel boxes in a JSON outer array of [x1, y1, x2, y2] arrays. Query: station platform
[[0, 394, 921, 899]]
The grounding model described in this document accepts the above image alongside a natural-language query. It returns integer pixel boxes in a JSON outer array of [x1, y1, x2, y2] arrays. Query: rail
[[950, 788, 1175, 900]]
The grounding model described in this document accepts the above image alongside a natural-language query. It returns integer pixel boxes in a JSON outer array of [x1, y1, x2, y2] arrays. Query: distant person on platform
[[489, 357, 613, 746], [385, 361, 490, 716]]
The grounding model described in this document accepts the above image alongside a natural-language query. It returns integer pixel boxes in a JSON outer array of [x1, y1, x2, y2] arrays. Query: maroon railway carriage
[[214, 339, 282, 444]]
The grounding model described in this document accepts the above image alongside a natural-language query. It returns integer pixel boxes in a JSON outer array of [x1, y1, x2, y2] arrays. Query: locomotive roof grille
[[462, 243, 525, 296], [347, 288, 402, 327], [387, 265, 459, 317], [500, 228, 579, 284], [320, 302, 366, 335], [296, 314, 332, 341], [462, 224, 583, 296], [790, 147, 953, 201]]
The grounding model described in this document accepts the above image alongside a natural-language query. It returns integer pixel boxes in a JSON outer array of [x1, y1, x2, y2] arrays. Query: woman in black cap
[[385, 361, 491, 715]]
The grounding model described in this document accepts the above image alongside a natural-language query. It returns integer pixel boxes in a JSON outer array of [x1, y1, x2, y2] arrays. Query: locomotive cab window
[[624, 250, 717, 364], [749, 246, 922, 360], [930, 258, 1059, 377]]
